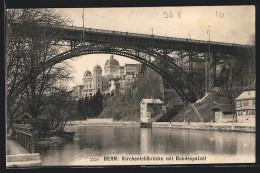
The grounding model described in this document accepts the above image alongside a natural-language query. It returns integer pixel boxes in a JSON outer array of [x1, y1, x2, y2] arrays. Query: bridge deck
[[59, 25, 252, 49], [7, 138, 29, 155], [6, 138, 42, 167], [10, 22, 254, 51]]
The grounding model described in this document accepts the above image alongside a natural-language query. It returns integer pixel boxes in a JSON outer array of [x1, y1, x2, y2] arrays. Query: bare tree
[[6, 9, 72, 131]]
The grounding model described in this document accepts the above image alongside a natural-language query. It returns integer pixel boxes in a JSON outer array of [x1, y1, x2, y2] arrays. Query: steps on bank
[[151, 114, 164, 122], [7, 153, 42, 167], [191, 103, 204, 122], [196, 92, 209, 103], [157, 105, 183, 122]]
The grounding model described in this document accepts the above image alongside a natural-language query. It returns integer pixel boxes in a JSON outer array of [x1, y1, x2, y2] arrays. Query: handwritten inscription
[[216, 10, 229, 18], [163, 10, 182, 18], [129, 10, 143, 16]]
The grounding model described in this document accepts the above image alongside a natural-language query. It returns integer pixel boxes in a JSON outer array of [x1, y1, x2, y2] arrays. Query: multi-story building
[[82, 70, 93, 96], [81, 65, 109, 97], [123, 64, 141, 76], [235, 82, 255, 123], [72, 56, 140, 98], [113, 66, 124, 78], [104, 55, 120, 78], [72, 85, 84, 100]]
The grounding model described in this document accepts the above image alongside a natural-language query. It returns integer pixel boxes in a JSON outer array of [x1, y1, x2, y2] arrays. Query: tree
[[94, 89, 103, 116], [43, 86, 76, 131], [84, 95, 91, 118], [6, 9, 72, 131], [77, 98, 84, 119]]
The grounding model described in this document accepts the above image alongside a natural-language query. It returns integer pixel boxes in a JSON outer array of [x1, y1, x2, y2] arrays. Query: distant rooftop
[[212, 104, 234, 113], [243, 82, 256, 91], [235, 82, 256, 100], [140, 99, 163, 105]]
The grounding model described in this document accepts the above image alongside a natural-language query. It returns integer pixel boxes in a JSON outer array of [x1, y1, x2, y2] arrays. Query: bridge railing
[[10, 21, 252, 49], [12, 124, 35, 153], [58, 24, 251, 48]]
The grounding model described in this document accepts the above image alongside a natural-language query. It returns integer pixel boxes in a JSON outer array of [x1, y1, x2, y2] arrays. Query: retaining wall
[[152, 122, 255, 132]]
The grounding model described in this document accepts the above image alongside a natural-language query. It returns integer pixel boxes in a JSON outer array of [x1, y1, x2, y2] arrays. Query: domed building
[[72, 55, 141, 99], [83, 70, 94, 96], [84, 70, 92, 77], [82, 65, 110, 97], [104, 55, 120, 78], [92, 64, 103, 95]]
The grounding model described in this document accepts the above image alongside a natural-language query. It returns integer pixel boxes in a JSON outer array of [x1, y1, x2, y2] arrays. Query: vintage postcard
[[6, 6, 255, 167]]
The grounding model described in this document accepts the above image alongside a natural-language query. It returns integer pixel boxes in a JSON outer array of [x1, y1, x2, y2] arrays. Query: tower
[[93, 65, 103, 93]]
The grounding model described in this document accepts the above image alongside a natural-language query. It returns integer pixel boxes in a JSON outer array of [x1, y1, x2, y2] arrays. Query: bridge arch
[[46, 43, 203, 102]]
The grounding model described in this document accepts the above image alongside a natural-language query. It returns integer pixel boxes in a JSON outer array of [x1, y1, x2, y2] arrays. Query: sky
[[57, 6, 255, 89]]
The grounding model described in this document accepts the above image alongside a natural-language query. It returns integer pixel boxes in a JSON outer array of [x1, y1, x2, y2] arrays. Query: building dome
[[84, 70, 92, 77], [105, 55, 119, 67], [94, 65, 102, 70]]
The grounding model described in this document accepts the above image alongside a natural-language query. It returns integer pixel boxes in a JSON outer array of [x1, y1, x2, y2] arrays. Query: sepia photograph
[[5, 5, 256, 167]]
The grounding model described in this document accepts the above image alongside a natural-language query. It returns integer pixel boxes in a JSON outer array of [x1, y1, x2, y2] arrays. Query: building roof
[[235, 82, 256, 100], [73, 85, 84, 89], [105, 55, 119, 67], [212, 104, 234, 113], [113, 66, 124, 71], [242, 82, 255, 91], [125, 63, 139, 66], [84, 70, 92, 76], [14, 114, 31, 120], [140, 99, 163, 105], [94, 65, 102, 70]]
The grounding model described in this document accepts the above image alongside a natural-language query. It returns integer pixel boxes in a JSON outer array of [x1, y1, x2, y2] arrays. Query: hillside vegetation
[[99, 69, 164, 121]]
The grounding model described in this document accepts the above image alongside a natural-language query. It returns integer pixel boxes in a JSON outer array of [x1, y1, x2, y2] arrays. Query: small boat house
[[140, 99, 163, 123]]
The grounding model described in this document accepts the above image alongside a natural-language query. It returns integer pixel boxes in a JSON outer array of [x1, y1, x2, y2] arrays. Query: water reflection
[[140, 128, 152, 154], [40, 126, 255, 165]]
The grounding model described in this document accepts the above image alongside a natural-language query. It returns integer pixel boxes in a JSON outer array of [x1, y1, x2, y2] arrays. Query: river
[[38, 126, 255, 166]]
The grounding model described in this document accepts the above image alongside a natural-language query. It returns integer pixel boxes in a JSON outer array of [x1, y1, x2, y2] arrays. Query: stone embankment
[[66, 119, 255, 133], [152, 122, 255, 133], [66, 119, 139, 127]]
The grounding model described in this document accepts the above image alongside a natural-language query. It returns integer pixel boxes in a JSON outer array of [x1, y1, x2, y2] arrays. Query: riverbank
[[66, 120, 139, 127], [66, 120, 255, 133], [153, 122, 255, 133]]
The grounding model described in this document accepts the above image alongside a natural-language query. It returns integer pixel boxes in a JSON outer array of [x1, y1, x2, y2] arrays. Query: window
[[253, 99, 255, 106], [243, 100, 248, 106], [236, 101, 241, 108], [252, 110, 256, 115]]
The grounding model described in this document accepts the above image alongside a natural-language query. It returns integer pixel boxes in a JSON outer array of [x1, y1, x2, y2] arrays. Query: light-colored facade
[[72, 85, 84, 100], [140, 99, 163, 123], [212, 104, 234, 123], [235, 83, 255, 123], [109, 78, 120, 95], [123, 64, 141, 75], [113, 66, 124, 78], [104, 55, 120, 78], [81, 65, 110, 97], [72, 55, 140, 98], [82, 70, 94, 96]]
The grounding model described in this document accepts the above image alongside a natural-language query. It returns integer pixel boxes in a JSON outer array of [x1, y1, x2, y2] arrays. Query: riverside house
[[212, 104, 235, 123], [235, 82, 256, 123], [140, 99, 163, 123]]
